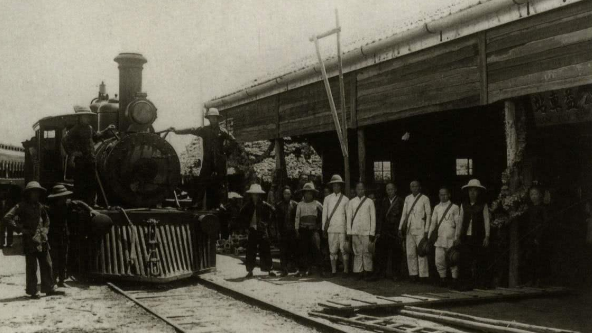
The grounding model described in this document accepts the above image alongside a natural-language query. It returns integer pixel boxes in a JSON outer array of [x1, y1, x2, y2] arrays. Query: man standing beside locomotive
[[3, 182, 64, 298], [322, 175, 350, 277], [169, 108, 237, 210], [62, 106, 114, 206], [398, 180, 432, 283]]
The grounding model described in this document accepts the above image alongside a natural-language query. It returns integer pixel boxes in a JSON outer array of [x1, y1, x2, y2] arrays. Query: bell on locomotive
[[29, 53, 219, 283]]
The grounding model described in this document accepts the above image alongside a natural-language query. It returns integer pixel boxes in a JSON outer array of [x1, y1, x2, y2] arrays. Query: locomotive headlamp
[[126, 93, 157, 126]]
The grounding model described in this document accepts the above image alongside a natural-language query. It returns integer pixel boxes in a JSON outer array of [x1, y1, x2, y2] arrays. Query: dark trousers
[[279, 230, 298, 272], [460, 237, 490, 288], [25, 249, 54, 295], [50, 236, 69, 284], [245, 228, 272, 272], [298, 228, 322, 272], [374, 235, 402, 277], [0, 222, 13, 246], [521, 243, 548, 285], [73, 160, 97, 206]]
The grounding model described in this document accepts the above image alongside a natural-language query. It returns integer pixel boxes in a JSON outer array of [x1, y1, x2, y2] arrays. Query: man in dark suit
[[369, 182, 404, 281]]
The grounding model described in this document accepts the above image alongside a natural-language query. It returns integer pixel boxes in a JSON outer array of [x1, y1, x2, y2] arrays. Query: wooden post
[[505, 100, 520, 287], [335, 9, 350, 195], [357, 128, 366, 185], [274, 138, 288, 198]]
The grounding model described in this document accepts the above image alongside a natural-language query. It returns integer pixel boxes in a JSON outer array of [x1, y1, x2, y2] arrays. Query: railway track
[[107, 279, 328, 333]]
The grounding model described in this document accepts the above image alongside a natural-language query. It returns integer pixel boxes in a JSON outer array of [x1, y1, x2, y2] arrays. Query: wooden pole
[[357, 128, 366, 184], [505, 100, 520, 288], [274, 138, 288, 199], [335, 9, 350, 195]]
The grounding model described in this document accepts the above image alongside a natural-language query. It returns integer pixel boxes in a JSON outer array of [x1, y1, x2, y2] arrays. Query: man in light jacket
[[347, 182, 376, 280], [398, 180, 432, 283], [322, 175, 350, 277]]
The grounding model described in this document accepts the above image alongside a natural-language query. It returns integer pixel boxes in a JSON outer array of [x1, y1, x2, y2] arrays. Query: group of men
[[2, 181, 96, 299], [239, 174, 493, 290]]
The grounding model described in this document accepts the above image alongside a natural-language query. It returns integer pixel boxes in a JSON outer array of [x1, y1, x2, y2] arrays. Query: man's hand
[[369, 235, 375, 242], [106, 124, 116, 130], [483, 237, 490, 248], [167, 127, 176, 133]]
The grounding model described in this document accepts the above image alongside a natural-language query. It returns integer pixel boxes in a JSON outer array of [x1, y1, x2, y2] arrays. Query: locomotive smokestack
[[114, 53, 147, 131]]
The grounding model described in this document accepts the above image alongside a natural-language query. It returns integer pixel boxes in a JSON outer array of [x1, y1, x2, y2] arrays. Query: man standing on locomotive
[[169, 108, 237, 210], [62, 106, 114, 206], [240, 184, 275, 278], [3, 182, 64, 298]]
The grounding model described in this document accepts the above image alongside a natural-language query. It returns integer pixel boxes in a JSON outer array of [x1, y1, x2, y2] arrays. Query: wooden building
[[206, 0, 592, 286]]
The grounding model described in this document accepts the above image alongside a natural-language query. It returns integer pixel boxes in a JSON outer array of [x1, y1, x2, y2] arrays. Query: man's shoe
[[409, 275, 419, 283], [245, 271, 254, 278], [356, 274, 365, 281], [57, 282, 66, 288], [438, 278, 448, 287], [6, 244, 12, 248], [30, 294, 40, 300], [366, 274, 380, 282], [279, 271, 288, 277], [268, 271, 277, 277], [45, 290, 65, 296], [294, 272, 303, 278]]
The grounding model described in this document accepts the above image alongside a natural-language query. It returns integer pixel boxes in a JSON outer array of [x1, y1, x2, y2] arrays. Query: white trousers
[[352, 235, 373, 273], [405, 234, 429, 277], [328, 232, 349, 260], [435, 246, 458, 278]]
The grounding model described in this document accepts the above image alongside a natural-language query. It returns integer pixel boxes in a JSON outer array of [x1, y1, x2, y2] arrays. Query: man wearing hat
[[458, 179, 491, 289], [347, 182, 376, 280], [369, 182, 404, 281], [240, 183, 275, 278], [62, 106, 115, 206], [295, 182, 324, 277], [322, 175, 350, 277], [169, 108, 237, 209], [274, 186, 298, 276], [46, 184, 96, 287], [3, 181, 63, 298], [398, 180, 432, 283]]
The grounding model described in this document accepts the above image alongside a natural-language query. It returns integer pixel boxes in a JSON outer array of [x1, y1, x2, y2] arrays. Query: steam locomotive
[[23, 53, 218, 282]]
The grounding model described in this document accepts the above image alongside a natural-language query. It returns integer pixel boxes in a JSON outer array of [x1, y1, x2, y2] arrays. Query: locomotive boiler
[[23, 53, 218, 283]]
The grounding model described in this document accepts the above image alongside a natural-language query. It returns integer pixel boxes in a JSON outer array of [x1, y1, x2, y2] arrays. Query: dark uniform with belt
[[173, 108, 236, 210], [275, 197, 298, 274], [3, 182, 55, 296], [373, 194, 403, 279]]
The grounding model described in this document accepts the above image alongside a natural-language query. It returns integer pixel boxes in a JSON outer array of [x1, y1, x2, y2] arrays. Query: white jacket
[[322, 193, 349, 234], [346, 196, 376, 236]]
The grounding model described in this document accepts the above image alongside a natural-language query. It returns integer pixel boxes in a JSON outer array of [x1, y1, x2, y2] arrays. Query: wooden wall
[[355, 36, 482, 127], [487, 0, 592, 103], [221, 95, 278, 142]]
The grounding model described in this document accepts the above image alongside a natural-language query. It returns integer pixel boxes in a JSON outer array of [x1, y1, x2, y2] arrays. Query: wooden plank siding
[[355, 36, 482, 127], [278, 74, 354, 137], [221, 95, 279, 142], [487, 0, 592, 103]]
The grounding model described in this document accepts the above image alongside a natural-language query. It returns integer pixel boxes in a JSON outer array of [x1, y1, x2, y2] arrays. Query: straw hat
[[328, 174, 345, 184], [299, 182, 318, 193], [245, 184, 266, 194], [47, 185, 73, 199], [205, 108, 221, 118], [23, 181, 46, 194], [462, 179, 486, 190]]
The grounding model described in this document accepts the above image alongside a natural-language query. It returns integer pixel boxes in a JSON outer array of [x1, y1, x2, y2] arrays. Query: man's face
[[410, 181, 420, 195], [80, 115, 91, 125], [355, 183, 365, 197], [332, 183, 342, 194], [386, 184, 396, 198], [439, 189, 450, 203], [468, 188, 479, 201], [29, 190, 40, 203], [282, 189, 292, 202], [299, 175, 308, 186], [251, 193, 260, 203], [324, 188, 331, 197], [208, 116, 219, 127], [304, 191, 314, 202], [529, 188, 542, 205]]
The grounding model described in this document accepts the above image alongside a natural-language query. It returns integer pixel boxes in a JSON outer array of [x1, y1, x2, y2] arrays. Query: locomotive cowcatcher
[[22, 53, 219, 282]]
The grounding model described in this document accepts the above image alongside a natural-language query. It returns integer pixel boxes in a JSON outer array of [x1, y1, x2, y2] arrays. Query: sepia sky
[[0, 0, 472, 152]]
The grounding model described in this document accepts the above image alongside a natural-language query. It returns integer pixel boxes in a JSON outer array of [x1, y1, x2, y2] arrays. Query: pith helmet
[[73, 105, 93, 115], [205, 108, 221, 118], [299, 182, 318, 193], [245, 183, 266, 194], [47, 185, 73, 199], [446, 245, 461, 266], [417, 237, 431, 257], [462, 179, 486, 190], [328, 174, 345, 184], [23, 181, 46, 194]]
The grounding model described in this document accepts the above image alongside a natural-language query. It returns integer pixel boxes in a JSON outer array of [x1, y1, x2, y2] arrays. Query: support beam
[[357, 129, 366, 185], [274, 138, 288, 197], [505, 100, 520, 287]]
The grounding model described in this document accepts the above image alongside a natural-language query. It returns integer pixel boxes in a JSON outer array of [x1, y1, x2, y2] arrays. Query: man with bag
[[428, 187, 461, 287], [369, 182, 403, 281], [347, 182, 376, 280], [3, 181, 65, 298], [322, 175, 350, 278], [398, 180, 432, 283]]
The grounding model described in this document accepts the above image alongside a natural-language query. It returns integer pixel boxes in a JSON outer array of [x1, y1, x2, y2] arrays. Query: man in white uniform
[[322, 175, 350, 277], [398, 180, 432, 282], [347, 183, 376, 280], [428, 187, 460, 287]]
